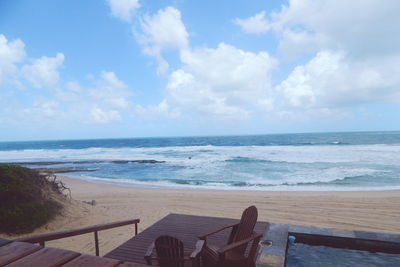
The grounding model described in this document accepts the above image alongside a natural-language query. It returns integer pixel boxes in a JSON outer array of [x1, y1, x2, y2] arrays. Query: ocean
[[1, 131, 400, 191]]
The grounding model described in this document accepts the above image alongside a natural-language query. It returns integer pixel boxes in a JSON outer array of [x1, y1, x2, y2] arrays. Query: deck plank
[[63, 254, 121, 267], [118, 262, 152, 267], [0, 241, 42, 266], [6, 247, 80, 267], [0, 239, 11, 248], [105, 213, 267, 264]]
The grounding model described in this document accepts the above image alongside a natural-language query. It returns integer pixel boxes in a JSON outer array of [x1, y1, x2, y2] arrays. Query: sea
[[1, 131, 400, 191]]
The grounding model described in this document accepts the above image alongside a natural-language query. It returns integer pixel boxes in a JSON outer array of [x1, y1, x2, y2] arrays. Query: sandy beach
[[3, 176, 400, 256]]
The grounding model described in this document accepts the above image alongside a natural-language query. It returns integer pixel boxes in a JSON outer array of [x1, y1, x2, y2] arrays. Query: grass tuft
[[0, 163, 65, 234]]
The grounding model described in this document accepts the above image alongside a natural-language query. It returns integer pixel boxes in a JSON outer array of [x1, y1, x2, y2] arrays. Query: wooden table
[[105, 213, 268, 264], [0, 238, 149, 267]]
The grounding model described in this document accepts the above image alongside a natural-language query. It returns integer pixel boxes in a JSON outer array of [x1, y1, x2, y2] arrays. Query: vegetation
[[0, 163, 68, 234]]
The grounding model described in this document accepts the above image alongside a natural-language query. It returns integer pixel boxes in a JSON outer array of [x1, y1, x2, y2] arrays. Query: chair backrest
[[230, 205, 258, 254], [154, 235, 185, 267]]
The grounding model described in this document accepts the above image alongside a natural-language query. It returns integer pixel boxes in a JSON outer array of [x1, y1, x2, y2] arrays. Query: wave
[[280, 175, 372, 186], [68, 174, 400, 191], [2, 143, 400, 191], [224, 156, 276, 163], [10, 159, 165, 165], [70, 167, 390, 188], [2, 131, 400, 152], [2, 144, 400, 163]]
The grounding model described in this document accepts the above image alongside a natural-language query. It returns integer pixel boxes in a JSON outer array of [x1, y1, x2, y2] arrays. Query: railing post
[[40, 241, 45, 247], [94, 231, 99, 256], [135, 223, 138, 235]]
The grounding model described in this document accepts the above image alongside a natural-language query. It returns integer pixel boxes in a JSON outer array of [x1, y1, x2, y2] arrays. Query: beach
[[4, 175, 400, 256]]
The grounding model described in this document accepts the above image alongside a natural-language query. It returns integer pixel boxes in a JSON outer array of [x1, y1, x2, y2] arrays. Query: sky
[[0, 0, 400, 141]]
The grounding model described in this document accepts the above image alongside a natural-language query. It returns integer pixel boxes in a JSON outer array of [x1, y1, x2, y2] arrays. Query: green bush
[[0, 164, 62, 234]]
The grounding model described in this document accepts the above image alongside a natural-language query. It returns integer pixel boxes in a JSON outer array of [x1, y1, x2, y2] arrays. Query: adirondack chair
[[198, 206, 262, 267], [144, 235, 204, 267]]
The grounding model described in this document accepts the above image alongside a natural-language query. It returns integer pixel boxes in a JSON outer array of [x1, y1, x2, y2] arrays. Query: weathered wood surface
[[105, 213, 267, 264], [1, 214, 266, 266], [119, 262, 155, 267], [0, 241, 41, 266], [0, 238, 11, 248], [62, 254, 121, 267], [0, 239, 149, 267], [6, 247, 80, 267], [0, 241, 151, 267]]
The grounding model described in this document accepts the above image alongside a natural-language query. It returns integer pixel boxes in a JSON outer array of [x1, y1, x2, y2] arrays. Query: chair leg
[[246, 236, 261, 267], [217, 253, 225, 267]]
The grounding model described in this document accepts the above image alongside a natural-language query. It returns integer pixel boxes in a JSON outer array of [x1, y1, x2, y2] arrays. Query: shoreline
[[2, 175, 400, 256], [65, 174, 400, 192]]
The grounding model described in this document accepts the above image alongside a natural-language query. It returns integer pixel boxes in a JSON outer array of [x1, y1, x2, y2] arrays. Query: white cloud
[[165, 43, 277, 117], [138, 7, 189, 74], [259, 0, 400, 114], [264, 0, 400, 57], [0, 34, 135, 126], [22, 53, 64, 88], [107, 0, 140, 22], [278, 30, 317, 59], [90, 71, 131, 109], [234, 11, 269, 34], [0, 35, 26, 84], [7, 70, 133, 125], [30, 100, 62, 118], [133, 7, 281, 118], [277, 50, 400, 109], [135, 100, 180, 119], [90, 107, 121, 123], [59, 71, 133, 123], [131, 1, 400, 121], [140, 7, 188, 50]]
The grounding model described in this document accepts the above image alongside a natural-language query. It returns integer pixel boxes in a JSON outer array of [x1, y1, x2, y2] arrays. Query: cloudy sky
[[1, 0, 400, 141]]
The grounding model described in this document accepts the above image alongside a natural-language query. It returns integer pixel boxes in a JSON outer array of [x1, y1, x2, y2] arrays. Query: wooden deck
[[105, 213, 268, 264], [0, 238, 150, 267], [0, 214, 267, 266]]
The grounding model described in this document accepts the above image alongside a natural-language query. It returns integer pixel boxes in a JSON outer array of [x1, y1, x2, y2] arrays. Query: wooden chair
[[145, 235, 204, 267], [198, 206, 262, 267]]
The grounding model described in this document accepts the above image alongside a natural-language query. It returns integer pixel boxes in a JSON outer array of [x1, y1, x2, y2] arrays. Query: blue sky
[[1, 0, 400, 141]]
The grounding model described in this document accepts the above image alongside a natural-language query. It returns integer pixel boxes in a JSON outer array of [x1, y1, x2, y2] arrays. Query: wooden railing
[[16, 218, 140, 256]]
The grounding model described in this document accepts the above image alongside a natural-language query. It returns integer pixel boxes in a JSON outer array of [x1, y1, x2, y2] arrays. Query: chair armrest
[[217, 233, 262, 254], [144, 242, 155, 265], [190, 240, 205, 259], [198, 223, 239, 239]]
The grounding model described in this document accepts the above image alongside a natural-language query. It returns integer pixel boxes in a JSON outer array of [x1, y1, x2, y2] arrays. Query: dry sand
[[3, 176, 400, 256]]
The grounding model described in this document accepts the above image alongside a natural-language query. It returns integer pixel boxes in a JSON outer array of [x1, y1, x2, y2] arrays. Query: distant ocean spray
[[1, 132, 400, 191]]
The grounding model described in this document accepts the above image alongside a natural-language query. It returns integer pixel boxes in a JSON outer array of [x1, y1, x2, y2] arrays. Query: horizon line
[[1, 130, 400, 143]]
